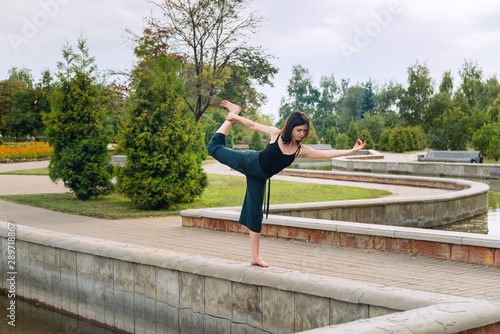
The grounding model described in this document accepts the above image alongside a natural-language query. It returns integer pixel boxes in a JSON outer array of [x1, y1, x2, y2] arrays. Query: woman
[[207, 100, 366, 267]]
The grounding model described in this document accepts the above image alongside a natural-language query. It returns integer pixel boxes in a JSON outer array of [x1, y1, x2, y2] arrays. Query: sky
[[2, 0, 500, 120]]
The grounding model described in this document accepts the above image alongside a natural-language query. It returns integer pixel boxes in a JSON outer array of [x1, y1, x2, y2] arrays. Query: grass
[[0, 173, 390, 219], [0, 167, 50, 175]]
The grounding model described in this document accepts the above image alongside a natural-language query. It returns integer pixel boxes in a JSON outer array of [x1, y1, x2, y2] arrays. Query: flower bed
[[0, 142, 53, 162]]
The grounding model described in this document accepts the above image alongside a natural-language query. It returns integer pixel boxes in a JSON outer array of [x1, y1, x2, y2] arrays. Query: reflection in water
[[0, 295, 117, 334], [289, 160, 500, 236]]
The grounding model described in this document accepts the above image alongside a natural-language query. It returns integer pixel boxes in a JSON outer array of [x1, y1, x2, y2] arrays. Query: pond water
[[0, 295, 118, 333], [289, 161, 500, 236]]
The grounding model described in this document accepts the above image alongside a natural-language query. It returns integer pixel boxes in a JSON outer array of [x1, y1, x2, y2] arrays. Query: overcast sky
[[2, 0, 500, 119]]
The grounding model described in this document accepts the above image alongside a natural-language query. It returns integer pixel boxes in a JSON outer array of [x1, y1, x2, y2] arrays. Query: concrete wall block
[[262, 287, 295, 333], [205, 277, 232, 319], [16, 240, 31, 299], [179, 308, 204, 333], [114, 259, 135, 293], [114, 289, 135, 333], [204, 314, 232, 334], [156, 267, 179, 308], [232, 282, 262, 328], [232, 323, 267, 334], [135, 263, 157, 299], [76, 252, 96, 320], [113, 259, 135, 333], [0, 236, 4, 289], [59, 249, 78, 315], [294, 293, 329, 332], [369, 305, 397, 318], [133, 293, 156, 334], [28, 242, 45, 303], [94, 256, 114, 326], [330, 299, 368, 325], [179, 272, 204, 313], [43, 245, 60, 309], [156, 301, 180, 334]]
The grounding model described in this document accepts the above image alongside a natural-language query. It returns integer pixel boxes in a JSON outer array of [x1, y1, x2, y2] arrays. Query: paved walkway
[[1, 158, 499, 304]]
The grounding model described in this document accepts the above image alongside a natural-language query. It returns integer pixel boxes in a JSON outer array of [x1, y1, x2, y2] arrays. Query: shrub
[[116, 43, 207, 210], [472, 122, 500, 153], [43, 38, 113, 200], [487, 135, 500, 161], [359, 128, 374, 149], [390, 126, 407, 153], [378, 128, 393, 151], [346, 120, 360, 147], [249, 131, 264, 151]]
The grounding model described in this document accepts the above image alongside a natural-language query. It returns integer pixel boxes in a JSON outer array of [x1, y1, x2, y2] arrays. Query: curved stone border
[[2, 223, 499, 333], [221, 169, 489, 228], [181, 170, 496, 266], [332, 155, 500, 179]]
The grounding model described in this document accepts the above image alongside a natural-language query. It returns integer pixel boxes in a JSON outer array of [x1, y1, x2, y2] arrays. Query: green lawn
[[0, 172, 390, 219], [0, 167, 50, 175]]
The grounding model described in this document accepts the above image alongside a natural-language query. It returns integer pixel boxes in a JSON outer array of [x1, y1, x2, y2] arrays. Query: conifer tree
[[116, 33, 207, 209], [44, 38, 113, 200]]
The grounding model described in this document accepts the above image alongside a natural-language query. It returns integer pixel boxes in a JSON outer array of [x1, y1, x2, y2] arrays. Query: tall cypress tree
[[116, 34, 207, 209], [44, 38, 113, 200]]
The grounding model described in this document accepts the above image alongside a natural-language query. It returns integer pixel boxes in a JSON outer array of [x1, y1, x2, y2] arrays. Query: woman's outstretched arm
[[299, 139, 367, 159]]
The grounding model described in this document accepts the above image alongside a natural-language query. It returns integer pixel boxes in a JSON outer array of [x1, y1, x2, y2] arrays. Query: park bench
[[110, 155, 127, 167], [417, 151, 483, 163]]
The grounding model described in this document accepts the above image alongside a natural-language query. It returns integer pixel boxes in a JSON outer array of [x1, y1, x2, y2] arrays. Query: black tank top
[[259, 134, 301, 176]]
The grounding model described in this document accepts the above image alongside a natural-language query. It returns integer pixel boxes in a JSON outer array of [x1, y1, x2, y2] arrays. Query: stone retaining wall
[[2, 222, 499, 334], [332, 157, 500, 179]]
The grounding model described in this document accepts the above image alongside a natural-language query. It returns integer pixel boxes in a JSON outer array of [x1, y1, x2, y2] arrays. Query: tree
[[116, 32, 207, 209], [304, 122, 319, 144], [324, 126, 337, 147], [315, 74, 339, 138], [4, 70, 53, 138], [439, 70, 454, 95], [44, 37, 113, 200], [488, 93, 500, 122], [337, 85, 363, 133], [278, 64, 320, 126], [357, 113, 385, 144], [360, 79, 375, 117], [486, 135, 500, 161], [472, 122, 500, 153], [7, 67, 34, 88], [249, 131, 264, 151], [424, 91, 451, 133], [0, 80, 27, 136], [144, 0, 278, 122], [375, 80, 403, 113], [346, 120, 360, 147], [431, 107, 471, 151], [458, 59, 483, 113], [399, 61, 434, 126], [359, 128, 374, 149]]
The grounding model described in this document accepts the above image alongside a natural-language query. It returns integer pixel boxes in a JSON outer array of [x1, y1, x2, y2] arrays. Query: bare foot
[[251, 257, 269, 268], [220, 100, 242, 115]]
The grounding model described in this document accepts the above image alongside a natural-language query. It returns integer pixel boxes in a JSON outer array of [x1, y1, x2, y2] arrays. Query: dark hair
[[280, 111, 310, 144]]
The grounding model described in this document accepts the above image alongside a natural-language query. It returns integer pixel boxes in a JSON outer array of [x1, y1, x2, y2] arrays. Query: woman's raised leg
[[216, 100, 242, 135]]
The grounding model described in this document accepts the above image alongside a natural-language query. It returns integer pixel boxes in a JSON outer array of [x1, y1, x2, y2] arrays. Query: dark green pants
[[207, 133, 270, 233]]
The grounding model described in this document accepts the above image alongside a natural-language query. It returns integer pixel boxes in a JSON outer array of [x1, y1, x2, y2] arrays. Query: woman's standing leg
[[250, 231, 268, 267]]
